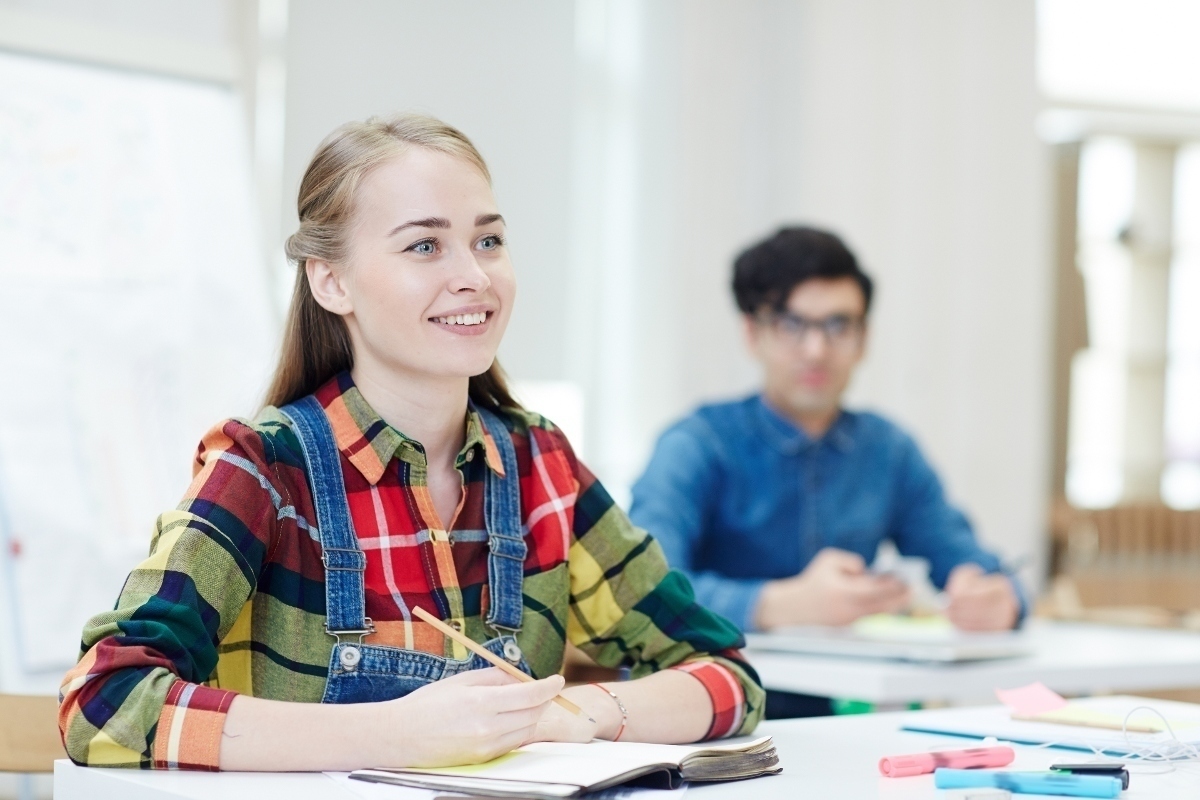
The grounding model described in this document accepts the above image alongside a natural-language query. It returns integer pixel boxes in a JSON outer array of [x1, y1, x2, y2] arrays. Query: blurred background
[[0, 0, 1198, 713]]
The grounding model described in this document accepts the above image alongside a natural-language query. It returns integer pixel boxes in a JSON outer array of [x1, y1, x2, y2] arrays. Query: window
[[0, 50, 274, 679], [1041, 0, 1200, 510]]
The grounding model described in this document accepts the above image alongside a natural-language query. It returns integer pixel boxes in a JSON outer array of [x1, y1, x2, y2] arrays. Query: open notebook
[[349, 736, 780, 799]]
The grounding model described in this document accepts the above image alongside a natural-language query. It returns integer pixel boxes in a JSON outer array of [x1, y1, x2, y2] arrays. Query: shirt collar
[[752, 394, 856, 455], [313, 372, 503, 485]]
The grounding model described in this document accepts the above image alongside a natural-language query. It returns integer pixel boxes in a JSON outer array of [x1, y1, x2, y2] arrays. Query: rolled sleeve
[[671, 660, 748, 740], [59, 420, 277, 768], [152, 682, 238, 770]]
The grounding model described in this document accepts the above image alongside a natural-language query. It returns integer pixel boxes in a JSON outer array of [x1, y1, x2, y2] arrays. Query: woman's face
[[309, 147, 515, 384]]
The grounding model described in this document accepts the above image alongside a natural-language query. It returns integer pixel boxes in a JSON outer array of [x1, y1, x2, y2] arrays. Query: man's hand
[[754, 548, 911, 630], [944, 563, 1019, 631]]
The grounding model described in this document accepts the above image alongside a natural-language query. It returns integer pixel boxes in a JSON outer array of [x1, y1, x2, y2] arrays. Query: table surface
[[745, 620, 1200, 704], [54, 704, 1200, 799]]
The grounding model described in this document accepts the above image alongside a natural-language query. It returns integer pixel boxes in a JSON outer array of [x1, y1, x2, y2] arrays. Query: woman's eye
[[478, 234, 504, 251], [408, 239, 437, 255]]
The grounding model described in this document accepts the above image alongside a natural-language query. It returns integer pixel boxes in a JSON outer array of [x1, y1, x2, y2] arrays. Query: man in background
[[629, 226, 1024, 717]]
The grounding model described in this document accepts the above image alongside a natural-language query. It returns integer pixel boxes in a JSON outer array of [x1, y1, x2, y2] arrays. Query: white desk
[[747, 620, 1200, 704], [55, 705, 1200, 799]]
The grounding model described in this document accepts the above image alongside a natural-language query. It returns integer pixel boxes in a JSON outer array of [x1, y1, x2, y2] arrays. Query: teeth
[[435, 312, 487, 326]]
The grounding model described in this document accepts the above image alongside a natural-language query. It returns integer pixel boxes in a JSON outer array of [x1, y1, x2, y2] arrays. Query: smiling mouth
[[434, 311, 489, 326], [431, 311, 492, 327]]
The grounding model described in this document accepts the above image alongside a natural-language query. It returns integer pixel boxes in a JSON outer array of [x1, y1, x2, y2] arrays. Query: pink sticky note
[[995, 682, 1068, 716]]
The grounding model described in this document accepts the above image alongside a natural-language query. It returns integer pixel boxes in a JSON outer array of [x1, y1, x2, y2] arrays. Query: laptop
[[744, 614, 1033, 663]]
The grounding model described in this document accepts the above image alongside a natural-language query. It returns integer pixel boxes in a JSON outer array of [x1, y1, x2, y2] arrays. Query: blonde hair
[[265, 113, 519, 410]]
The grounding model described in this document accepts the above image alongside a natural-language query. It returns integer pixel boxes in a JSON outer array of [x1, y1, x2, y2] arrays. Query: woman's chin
[[413, 357, 500, 382]]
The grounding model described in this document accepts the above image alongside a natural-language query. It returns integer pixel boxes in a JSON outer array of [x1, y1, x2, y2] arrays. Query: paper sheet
[[995, 681, 1069, 716]]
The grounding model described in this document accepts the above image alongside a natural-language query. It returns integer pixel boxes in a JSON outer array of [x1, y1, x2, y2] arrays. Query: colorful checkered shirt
[[59, 373, 764, 770]]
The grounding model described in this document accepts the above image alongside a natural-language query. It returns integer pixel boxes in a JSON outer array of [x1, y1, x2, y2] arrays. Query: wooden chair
[[0, 695, 65, 773], [1048, 501, 1200, 613]]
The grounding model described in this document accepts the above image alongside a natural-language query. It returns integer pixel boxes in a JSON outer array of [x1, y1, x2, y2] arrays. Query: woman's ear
[[306, 259, 353, 315]]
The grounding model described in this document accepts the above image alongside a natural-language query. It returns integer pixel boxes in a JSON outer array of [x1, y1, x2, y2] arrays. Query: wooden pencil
[[1012, 713, 1163, 734], [412, 605, 590, 719]]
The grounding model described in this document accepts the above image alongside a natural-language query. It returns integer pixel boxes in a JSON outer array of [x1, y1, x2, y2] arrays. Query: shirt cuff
[[152, 681, 239, 771], [1004, 572, 1030, 627], [671, 661, 746, 740]]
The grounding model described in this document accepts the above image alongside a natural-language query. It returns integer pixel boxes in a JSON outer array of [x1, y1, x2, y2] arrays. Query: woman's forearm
[[218, 694, 378, 771], [564, 669, 712, 744]]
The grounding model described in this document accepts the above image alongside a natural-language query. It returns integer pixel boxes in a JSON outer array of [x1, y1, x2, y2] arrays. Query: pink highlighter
[[878, 746, 1015, 778]]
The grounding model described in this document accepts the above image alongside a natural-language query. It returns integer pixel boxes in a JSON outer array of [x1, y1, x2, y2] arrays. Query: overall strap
[[474, 405, 527, 633], [279, 396, 374, 644]]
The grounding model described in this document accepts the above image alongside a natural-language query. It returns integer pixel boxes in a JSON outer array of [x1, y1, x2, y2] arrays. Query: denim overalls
[[280, 395, 533, 704]]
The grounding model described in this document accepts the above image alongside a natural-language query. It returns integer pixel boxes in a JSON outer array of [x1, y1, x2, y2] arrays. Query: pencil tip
[[588, 717, 596, 724]]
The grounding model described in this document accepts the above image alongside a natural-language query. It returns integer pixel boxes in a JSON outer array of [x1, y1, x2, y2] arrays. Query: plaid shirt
[[59, 373, 764, 770]]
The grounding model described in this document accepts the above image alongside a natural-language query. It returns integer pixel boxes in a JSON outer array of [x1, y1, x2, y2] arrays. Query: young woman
[[59, 114, 764, 772]]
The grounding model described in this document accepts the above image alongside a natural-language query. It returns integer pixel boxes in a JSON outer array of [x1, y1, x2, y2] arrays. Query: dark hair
[[731, 226, 874, 315]]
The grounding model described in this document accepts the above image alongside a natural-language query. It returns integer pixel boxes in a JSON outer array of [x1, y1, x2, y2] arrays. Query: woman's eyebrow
[[476, 213, 504, 226], [388, 217, 450, 236]]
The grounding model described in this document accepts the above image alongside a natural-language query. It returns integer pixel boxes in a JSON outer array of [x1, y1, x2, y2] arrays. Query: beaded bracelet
[[588, 683, 628, 742]]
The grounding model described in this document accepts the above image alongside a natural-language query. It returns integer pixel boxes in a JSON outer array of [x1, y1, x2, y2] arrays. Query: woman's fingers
[[442, 666, 520, 687], [485, 674, 566, 712], [496, 700, 555, 731]]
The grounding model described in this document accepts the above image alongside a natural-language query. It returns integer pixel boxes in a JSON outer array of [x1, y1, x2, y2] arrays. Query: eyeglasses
[[756, 311, 865, 348]]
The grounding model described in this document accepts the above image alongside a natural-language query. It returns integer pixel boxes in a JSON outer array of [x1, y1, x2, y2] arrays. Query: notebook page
[[521, 736, 773, 763], [394, 748, 667, 788], [363, 737, 774, 791]]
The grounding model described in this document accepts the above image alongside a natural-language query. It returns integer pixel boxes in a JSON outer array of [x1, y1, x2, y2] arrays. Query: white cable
[[1007, 705, 1200, 778], [924, 704, 1200, 778]]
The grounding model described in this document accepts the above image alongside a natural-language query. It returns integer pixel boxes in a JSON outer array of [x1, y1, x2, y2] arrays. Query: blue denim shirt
[[629, 395, 1024, 631]]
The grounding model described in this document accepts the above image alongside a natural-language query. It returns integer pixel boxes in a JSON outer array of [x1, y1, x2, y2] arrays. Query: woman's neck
[[349, 357, 470, 471]]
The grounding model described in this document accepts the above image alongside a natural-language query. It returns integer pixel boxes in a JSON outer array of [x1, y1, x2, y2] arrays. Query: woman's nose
[[447, 249, 491, 293]]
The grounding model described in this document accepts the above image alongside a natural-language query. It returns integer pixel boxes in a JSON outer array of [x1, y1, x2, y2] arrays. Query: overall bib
[[280, 396, 532, 704]]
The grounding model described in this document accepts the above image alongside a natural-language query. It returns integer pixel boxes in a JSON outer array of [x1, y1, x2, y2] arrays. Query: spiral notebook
[[349, 736, 780, 799]]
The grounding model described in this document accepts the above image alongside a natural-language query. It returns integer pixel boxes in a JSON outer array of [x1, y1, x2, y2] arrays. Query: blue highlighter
[[934, 768, 1123, 798]]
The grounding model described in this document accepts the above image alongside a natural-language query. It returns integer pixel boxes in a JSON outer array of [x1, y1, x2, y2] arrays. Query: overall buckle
[[327, 619, 375, 672]]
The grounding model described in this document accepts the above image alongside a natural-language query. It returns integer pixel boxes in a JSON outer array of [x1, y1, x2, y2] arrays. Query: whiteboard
[[0, 50, 278, 683]]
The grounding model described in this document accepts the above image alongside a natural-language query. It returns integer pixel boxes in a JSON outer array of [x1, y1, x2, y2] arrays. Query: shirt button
[[465, 449, 475, 462], [339, 645, 361, 671], [503, 640, 523, 664], [449, 620, 463, 632]]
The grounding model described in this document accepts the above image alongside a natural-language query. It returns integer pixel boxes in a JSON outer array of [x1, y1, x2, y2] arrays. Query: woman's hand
[[219, 667, 566, 772], [377, 668, 566, 768], [530, 685, 602, 744]]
